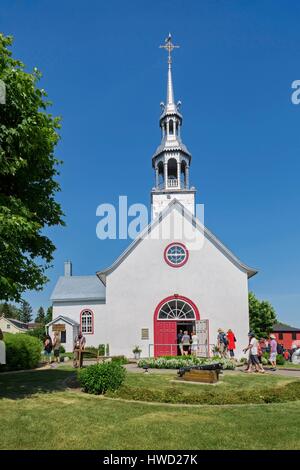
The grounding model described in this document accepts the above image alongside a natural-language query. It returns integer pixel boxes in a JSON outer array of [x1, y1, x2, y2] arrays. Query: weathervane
[[159, 33, 179, 64]]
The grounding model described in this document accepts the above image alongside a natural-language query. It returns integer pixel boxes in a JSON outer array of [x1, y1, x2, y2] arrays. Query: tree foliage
[[0, 33, 64, 302], [18, 300, 33, 323], [249, 292, 277, 338], [0, 301, 19, 318], [35, 306, 45, 324]]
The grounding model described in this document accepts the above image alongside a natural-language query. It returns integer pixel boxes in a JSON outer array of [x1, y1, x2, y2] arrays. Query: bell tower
[[151, 34, 196, 220]]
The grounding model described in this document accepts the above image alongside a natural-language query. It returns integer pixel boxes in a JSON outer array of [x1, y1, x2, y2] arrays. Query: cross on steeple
[[159, 33, 179, 64]]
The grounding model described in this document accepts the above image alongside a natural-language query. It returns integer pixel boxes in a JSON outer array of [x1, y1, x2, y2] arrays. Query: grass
[[0, 367, 300, 449]]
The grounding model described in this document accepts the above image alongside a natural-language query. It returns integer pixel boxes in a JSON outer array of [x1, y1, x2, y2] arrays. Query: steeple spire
[[151, 34, 195, 221], [160, 33, 179, 114]]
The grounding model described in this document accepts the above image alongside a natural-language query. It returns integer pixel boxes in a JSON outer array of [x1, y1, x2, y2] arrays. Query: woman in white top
[[0, 328, 6, 365], [191, 331, 198, 357]]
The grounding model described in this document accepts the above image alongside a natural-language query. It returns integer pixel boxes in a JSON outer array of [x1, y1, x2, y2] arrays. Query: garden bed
[[138, 356, 236, 370]]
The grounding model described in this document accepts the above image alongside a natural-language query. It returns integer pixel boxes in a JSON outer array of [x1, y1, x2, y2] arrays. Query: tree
[[0, 302, 20, 318], [0, 34, 64, 302], [18, 300, 33, 323], [35, 306, 45, 325], [249, 292, 277, 338], [45, 305, 52, 324]]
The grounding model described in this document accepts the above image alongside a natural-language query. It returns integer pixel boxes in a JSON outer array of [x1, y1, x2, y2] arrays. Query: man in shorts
[[243, 331, 265, 373], [269, 334, 277, 371]]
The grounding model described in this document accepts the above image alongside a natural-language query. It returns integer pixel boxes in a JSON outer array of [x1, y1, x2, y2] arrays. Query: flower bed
[[138, 356, 235, 370]]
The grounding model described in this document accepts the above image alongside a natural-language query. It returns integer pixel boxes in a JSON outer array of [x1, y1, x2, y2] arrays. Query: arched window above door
[[157, 298, 196, 320]]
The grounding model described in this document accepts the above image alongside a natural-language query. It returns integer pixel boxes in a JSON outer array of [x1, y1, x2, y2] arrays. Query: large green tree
[[0, 34, 64, 302], [18, 300, 33, 323], [249, 292, 277, 338], [45, 305, 52, 324]]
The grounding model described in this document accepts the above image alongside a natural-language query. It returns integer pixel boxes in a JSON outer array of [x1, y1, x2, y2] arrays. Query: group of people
[[43, 331, 86, 368], [243, 332, 278, 372], [217, 328, 237, 358], [177, 330, 199, 356]]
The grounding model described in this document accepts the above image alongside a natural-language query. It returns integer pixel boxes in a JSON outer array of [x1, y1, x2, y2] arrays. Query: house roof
[[46, 315, 79, 327], [5, 318, 28, 331], [50, 276, 106, 302], [97, 199, 258, 285], [272, 322, 300, 332]]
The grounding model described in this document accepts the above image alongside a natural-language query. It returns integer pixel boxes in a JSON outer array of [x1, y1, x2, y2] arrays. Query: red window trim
[[80, 309, 94, 335], [164, 242, 189, 268]]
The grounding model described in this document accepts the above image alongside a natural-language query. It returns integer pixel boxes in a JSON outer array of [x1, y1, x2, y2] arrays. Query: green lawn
[[0, 367, 300, 450]]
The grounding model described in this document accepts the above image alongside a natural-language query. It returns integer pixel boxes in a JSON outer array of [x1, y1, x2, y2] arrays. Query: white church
[[48, 36, 257, 358]]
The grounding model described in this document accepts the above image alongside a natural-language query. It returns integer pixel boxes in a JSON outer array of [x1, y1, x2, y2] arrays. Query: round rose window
[[164, 242, 189, 267]]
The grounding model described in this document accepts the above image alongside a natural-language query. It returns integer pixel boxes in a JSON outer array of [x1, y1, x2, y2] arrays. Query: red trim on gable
[[80, 309, 94, 335], [163, 242, 189, 268]]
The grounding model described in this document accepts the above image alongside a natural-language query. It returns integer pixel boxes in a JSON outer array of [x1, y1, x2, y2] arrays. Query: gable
[[97, 199, 257, 285]]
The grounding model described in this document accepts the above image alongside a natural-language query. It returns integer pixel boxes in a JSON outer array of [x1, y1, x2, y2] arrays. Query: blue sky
[[1, 0, 300, 326]]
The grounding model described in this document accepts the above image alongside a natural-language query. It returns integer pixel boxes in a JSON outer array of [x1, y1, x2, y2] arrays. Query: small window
[[7, 324, 10, 329], [169, 120, 174, 135], [292, 332, 297, 340], [81, 310, 94, 334], [61, 330, 66, 344], [164, 242, 189, 268], [278, 332, 283, 340], [141, 328, 149, 340]]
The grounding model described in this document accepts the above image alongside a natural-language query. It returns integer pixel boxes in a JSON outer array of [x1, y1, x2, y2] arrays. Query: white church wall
[[52, 300, 108, 350], [105, 208, 250, 358]]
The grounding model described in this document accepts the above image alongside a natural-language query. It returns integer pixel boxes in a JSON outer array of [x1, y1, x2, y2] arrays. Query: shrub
[[3, 333, 42, 371], [26, 327, 46, 342], [111, 355, 128, 365], [98, 344, 105, 356], [84, 346, 99, 357], [59, 345, 65, 354], [276, 354, 285, 365], [78, 362, 126, 395]]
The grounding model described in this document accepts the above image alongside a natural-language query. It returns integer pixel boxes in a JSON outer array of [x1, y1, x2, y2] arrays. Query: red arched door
[[154, 295, 200, 357]]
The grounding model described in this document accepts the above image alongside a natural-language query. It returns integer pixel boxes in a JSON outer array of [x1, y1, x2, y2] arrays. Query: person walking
[[191, 331, 198, 357], [52, 332, 61, 365], [0, 328, 6, 366], [217, 328, 228, 358], [73, 332, 86, 368], [226, 329, 236, 358], [181, 331, 191, 356], [243, 331, 265, 373], [269, 334, 277, 371], [43, 335, 53, 366]]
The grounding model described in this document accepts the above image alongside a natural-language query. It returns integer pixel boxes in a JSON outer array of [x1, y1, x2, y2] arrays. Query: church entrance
[[153, 295, 200, 357]]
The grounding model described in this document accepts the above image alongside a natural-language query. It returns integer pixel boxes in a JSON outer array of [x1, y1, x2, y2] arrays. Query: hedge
[[138, 357, 235, 370], [2, 333, 42, 371], [107, 381, 300, 405]]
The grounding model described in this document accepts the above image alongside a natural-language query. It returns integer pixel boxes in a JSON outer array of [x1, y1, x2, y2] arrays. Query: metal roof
[[51, 275, 106, 302], [46, 315, 79, 327], [272, 322, 300, 332], [6, 318, 28, 330]]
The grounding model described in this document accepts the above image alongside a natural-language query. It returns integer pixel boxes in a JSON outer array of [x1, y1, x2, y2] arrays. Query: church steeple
[[151, 34, 196, 220]]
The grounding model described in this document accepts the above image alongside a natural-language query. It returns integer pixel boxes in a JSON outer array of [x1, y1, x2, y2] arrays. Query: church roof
[[46, 315, 79, 327], [51, 275, 106, 302], [97, 199, 258, 285]]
